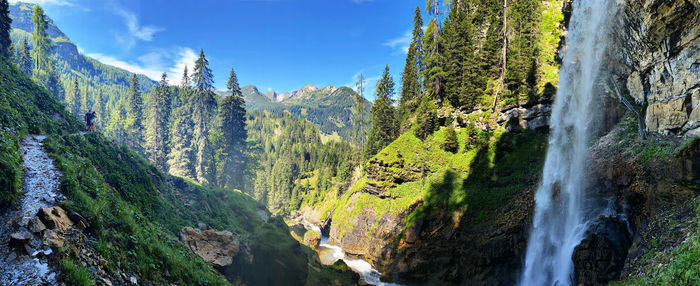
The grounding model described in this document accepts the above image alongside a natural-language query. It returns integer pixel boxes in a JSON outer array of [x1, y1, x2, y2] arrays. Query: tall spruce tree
[[65, 77, 81, 116], [31, 5, 51, 75], [399, 6, 424, 124], [93, 85, 105, 128], [191, 49, 217, 185], [365, 65, 398, 159], [0, 0, 11, 58], [353, 73, 367, 156], [145, 73, 171, 171], [217, 68, 247, 189], [18, 38, 32, 76], [181, 65, 190, 88], [126, 74, 144, 152]]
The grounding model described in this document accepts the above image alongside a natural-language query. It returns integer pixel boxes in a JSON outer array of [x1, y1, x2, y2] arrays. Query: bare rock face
[[612, 0, 700, 136], [572, 216, 633, 285], [38, 206, 74, 233], [180, 227, 240, 267]]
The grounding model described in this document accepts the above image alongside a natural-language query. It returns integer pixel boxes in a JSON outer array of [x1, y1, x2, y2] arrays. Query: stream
[[302, 221, 402, 286], [0, 135, 62, 285]]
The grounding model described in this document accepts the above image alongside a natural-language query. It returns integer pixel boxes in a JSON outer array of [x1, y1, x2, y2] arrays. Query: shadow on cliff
[[391, 130, 547, 285]]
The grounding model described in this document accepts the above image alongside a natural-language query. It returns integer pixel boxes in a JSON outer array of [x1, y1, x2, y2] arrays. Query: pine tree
[[80, 81, 89, 114], [353, 74, 367, 156], [399, 7, 424, 123], [217, 68, 248, 189], [442, 126, 458, 153], [191, 49, 217, 185], [193, 49, 214, 92], [365, 65, 398, 159], [93, 85, 105, 128], [145, 73, 171, 171], [107, 100, 128, 146], [18, 38, 32, 76], [181, 65, 190, 88], [31, 5, 51, 75], [126, 74, 144, 152], [65, 77, 81, 116], [168, 104, 196, 180], [45, 59, 62, 100], [0, 0, 12, 58], [415, 96, 438, 140]]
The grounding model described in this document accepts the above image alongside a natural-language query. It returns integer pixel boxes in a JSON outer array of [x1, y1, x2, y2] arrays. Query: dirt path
[[0, 135, 62, 285]]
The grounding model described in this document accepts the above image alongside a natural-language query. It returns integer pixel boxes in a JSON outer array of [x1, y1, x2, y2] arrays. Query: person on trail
[[85, 110, 96, 132]]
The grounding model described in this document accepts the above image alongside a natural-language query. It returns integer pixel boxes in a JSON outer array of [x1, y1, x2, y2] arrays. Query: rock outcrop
[[180, 227, 240, 267], [613, 0, 700, 136]]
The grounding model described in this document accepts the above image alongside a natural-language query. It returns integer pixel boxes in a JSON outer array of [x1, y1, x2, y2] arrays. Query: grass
[[320, 125, 547, 240], [60, 258, 96, 286], [612, 199, 700, 286]]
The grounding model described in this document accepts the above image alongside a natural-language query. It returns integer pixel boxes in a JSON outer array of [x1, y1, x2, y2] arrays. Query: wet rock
[[572, 216, 633, 285], [303, 230, 321, 249], [9, 229, 33, 247], [28, 216, 46, 233], [180, 227, 240, 267], [37, 206, 73, 232]]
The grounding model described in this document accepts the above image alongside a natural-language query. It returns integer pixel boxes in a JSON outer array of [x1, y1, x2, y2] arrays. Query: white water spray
[[519, 1, 619, 285]]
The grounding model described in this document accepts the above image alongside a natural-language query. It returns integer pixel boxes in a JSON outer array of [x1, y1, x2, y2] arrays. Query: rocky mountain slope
[[0, 56, 356, 285], [236, 84, 371, 142]]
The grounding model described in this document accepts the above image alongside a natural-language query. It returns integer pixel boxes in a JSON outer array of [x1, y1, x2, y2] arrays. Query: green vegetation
[[0, 131, 22, 207], [612, 199, 700, 286], [60, 259, 95, 286], [320, 126, 547, 239], [365, 65, 398, 159], [248, 111, 357, 214]]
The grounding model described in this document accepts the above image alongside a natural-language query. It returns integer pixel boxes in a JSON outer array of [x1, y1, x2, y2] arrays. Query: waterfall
[[518, 1, 619, 285]]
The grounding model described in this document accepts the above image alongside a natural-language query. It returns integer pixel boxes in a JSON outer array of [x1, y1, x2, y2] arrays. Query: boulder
[[38, 206, 74, 233], [9, 229, 33, 247], [43, 229, 66, 247], [28, 216, 46, 233], [572, 215, 633, 285], [303, 230, 321, 249], [180, 227, 240, 267]]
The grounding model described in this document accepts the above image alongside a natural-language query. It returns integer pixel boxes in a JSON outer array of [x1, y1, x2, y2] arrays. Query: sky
[[12, 0, 426, 100]]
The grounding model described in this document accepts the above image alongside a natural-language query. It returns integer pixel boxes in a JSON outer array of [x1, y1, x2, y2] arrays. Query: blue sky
[[13, 0, 425, 100]]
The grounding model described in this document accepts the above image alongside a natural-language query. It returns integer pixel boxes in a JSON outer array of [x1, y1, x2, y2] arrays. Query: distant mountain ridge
[[9, 2, 155, 102], [225, 84, 371, 142]]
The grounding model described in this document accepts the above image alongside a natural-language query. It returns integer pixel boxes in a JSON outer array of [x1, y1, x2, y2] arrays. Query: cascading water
[[519, 1, 619, 285]]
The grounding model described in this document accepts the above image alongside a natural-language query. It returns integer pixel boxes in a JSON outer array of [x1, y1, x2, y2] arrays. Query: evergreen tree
[[399, 7, 425, 123], [145, 73, 171, 171], [353, 74, 367, 156], [217, 68, 248, 189], [93, 86, 105, 128], [45, 59, 62, 100], [442, 126, 458, 153], [126, 74, 144, 152], [168, 104, 196, 179], [0, 0, 11, 58], [415, 96, 438, 140], [365, 65, 398, 159], [106, 100, 128, 146], [193, 49, 214, 92], [18, 38, 32, 76], [30, 5, 51, 75], [181, 65, 190, 88], [65, 77, 81, 116], [191, 49, 217, 185]]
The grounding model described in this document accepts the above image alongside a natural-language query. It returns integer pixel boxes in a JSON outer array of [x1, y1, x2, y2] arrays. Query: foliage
[[441, 126, 458, 153], [217, 68, 247, 190], [60, 259, 95, 286], [0, 130, 22, 208], [0, 0, 11, 58], [365, 65, 398, 159]]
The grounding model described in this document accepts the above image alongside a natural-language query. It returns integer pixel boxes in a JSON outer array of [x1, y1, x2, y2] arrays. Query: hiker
[[85, 110, 96, 132]]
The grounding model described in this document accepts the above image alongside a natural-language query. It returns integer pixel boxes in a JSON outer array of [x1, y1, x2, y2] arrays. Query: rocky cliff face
[[613, 0, 700, 136]]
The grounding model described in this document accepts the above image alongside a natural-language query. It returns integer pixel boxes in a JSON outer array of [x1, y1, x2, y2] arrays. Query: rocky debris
[[28, 216, 46, 233], [304, 230, 321, 249], [180, 227, 240, 267], [612, 0, 700, 136], [572, 215, 633, 285], [9, 229, 33, 247]]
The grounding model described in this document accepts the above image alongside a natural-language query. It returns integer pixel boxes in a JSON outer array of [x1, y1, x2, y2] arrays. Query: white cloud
[[9, 0, 75, 6], [87, 47, 197, 84], [113, 7, 164, 50], [383, 29, 411, 55]]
